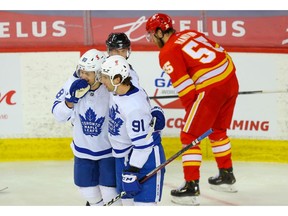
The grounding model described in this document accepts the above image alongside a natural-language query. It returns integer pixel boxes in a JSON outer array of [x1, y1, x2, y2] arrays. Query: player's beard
[[156, 38, 165, 48]]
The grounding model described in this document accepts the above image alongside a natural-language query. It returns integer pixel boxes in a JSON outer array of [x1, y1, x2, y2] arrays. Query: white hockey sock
[[121, 198, 134, 206], [99, 185, 122, 206], [134, 202, 157, 206], [78, 186, 103, 206]]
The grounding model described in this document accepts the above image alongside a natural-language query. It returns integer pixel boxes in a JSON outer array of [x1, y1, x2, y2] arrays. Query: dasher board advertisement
[[0, 53, 23, 135]]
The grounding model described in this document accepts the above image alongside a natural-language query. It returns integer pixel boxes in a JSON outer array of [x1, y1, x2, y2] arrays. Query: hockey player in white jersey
[[105, 32, 166, 136], [106, 32, 140, 87], [100, 55, 166, 206], [51, 49, 121, 206]]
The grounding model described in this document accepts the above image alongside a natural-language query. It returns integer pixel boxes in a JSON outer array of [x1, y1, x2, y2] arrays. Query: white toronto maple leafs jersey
[[52, 72, 112, 160], [129, 64, 140, 88], [108, 85, 156, 168]]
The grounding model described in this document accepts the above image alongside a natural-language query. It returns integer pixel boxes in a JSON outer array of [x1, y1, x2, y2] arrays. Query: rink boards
[[0, 52, 287, 163], [0, 137, 287, 163]]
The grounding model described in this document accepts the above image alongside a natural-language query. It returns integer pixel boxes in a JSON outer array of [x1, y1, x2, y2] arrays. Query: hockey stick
[[149, 89, 288, 99], [238, 89, 288, 95], [104, 128, 213, 206], [0, 187, 8, 192]]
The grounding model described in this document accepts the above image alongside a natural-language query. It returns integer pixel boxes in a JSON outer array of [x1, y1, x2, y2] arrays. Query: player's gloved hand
[[151, 106, 166, 131], [122, 167, 142, 198], [65, 79, 90, 103]]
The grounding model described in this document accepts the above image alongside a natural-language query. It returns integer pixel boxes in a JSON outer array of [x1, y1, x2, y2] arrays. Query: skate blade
[[171, 195, 200, 206], [210, 184, 238, 193]]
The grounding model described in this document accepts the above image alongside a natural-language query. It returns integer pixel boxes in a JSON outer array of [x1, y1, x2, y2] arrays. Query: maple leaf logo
[[108, 104, 123, 136], [79, 108, 105, 136]]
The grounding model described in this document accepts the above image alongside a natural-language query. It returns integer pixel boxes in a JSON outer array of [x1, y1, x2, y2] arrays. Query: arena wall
[[1, 51, 287, 162], [1, 10, 288, 162]]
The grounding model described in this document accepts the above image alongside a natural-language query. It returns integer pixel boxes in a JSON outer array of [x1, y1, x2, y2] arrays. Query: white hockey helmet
[[101, 55, 130, 83], [77, 49, 106, 77]]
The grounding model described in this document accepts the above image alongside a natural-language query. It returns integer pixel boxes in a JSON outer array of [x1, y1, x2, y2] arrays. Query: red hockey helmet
[[146, 13, 173, 33]]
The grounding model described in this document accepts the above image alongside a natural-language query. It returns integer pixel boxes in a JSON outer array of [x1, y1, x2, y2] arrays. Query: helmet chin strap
[[126, 49, 131, 60], [90, 80, 98, 88], [111, 80, 121, 95], [112, 85, 118, 95], [90, 71, 102, 89]]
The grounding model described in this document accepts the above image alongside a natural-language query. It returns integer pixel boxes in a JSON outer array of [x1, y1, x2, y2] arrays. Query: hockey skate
[[171, 180, 200, 205], [208, 168, 238, 192]]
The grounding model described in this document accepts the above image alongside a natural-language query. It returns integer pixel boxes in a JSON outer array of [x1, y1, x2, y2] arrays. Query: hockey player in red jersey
[[146, 13, 239, 205]]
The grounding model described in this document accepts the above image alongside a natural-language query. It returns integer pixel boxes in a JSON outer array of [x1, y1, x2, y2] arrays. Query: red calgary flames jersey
[[159, 30, 236, 108]]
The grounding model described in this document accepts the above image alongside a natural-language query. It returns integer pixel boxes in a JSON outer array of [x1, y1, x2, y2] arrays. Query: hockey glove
[[151, 106, 166, 131], [65, 79, 90, 103], [122, 167, 142, 198]]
